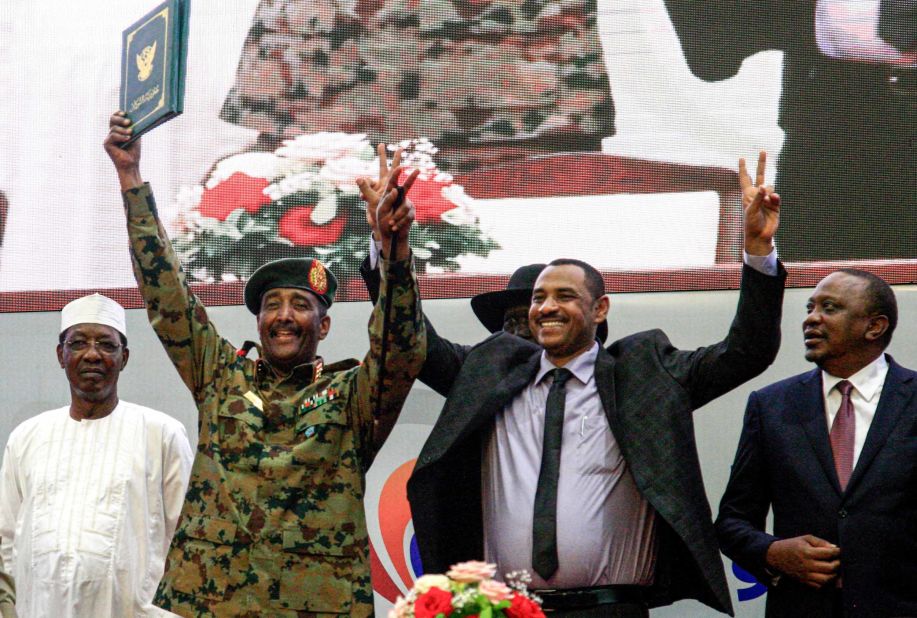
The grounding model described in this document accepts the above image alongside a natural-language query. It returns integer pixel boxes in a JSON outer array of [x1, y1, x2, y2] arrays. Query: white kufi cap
[[60, 293, 127, 338]]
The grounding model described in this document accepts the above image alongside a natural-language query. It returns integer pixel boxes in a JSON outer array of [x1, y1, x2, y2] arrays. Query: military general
[[105, 111, 426, 617]]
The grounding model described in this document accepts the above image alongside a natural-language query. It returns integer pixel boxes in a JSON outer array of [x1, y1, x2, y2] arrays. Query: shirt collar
[[536, 342, 599, 386], [247, 340, 324, 387], [821, 354, 888, 402]]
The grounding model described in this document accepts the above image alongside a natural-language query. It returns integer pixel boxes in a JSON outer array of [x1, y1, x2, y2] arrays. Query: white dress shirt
[[822, 354, 889, 466], [0, 402, 193, 618]]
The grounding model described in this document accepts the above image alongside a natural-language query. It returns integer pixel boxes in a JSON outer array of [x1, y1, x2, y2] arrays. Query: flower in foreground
[[412, 574, 451, 594], [478, 578, 513, 603], [413, 586, 454, 618], [387, 595, 412, 618], [446, 560, 496, 583], [505, 593, 547, 618]]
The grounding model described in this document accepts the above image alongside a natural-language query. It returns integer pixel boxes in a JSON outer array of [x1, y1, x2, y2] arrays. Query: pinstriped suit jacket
[[406, 264, 786, 615]]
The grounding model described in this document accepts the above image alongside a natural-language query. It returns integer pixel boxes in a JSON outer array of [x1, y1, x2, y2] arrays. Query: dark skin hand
[[766, 534, 841, 588], [357, 143, 419, 261], [738, 150, 781, 257], [104, 111, 145, 190]]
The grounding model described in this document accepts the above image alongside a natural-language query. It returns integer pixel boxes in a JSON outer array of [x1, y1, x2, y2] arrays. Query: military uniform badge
[[300, 387, 340, 414], [308, 260, 329, 296]]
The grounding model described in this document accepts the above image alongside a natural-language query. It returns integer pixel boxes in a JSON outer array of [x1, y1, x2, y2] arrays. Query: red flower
[[198, 172, 272, 221], [413, 587, 454, 618], [505, 593, 546, 618], [278, 206, 346, 246], [402, 174, 456, 225]]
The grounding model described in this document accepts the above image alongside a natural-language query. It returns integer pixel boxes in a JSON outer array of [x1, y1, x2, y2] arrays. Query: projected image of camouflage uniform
[[106, 113, 426, 616], [220, 0, 614, 167]]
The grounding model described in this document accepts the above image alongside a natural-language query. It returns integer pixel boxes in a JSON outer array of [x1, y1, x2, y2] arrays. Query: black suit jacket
[[401, 265, 785, 615], [716, 358, 917, 617]]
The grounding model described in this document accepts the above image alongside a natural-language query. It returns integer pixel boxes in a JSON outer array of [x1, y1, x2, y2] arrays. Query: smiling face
[[529, 264, 609, 366], [257, 287, 331, 373], [57, 323, 128, 404], [803, 272, 887, 377]]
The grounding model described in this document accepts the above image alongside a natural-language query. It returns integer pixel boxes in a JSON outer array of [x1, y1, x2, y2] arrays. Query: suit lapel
[[846, 358, 916, 494], [594, 347, 618, 434], [797, 369, 843, 494], [422, 350, 541, 463]]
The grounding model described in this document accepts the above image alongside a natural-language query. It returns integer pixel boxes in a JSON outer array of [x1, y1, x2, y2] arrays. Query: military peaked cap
[[244, 258, 338, 314]]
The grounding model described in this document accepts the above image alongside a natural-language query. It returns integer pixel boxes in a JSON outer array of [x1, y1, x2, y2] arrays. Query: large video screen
[[0, 0, 913, 311]]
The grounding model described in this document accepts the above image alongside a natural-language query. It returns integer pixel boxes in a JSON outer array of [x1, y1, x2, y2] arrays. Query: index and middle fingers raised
[[738, 150, 768, 191], [358, 145, 405, 206], [378, 166, 420, 215], [376, 143, 403, 187]]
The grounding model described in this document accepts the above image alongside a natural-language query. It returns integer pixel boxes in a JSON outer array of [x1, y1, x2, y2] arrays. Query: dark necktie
[[532, 367, 573, 581], [830, 380, 856, 491], [878, 0, 917, 52]]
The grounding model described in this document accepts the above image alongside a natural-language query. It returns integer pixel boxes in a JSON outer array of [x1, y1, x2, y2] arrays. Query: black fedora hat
[[471, 264, 609, 344]]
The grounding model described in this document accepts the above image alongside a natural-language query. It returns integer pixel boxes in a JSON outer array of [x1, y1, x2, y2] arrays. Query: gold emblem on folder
[[136, 40, 157, 82]]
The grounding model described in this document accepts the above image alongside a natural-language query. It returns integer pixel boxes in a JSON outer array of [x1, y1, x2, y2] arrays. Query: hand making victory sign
[[357, 144, 420, 261], [740, 150, 781, 257]]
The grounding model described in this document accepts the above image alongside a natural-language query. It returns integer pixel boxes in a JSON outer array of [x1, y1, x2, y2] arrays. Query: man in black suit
[[401, 152, 784, 616], [663, 0, 916, 261], [716, 270, 917, 616]]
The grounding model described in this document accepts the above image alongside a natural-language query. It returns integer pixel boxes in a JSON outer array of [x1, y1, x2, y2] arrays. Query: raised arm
[[357, 145, 472, 396], [741, 151, 780, 257], [352, 161, 427, 451], [659, 152, 785, 407], [104, 112, 235, 401]]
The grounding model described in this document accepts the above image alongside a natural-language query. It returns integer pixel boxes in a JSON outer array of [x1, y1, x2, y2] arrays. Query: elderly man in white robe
[[0, 294, 193, 617]]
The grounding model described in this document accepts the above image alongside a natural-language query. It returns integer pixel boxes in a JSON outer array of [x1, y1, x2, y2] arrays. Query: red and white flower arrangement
[[389, 561, 545, 618], [172, 134, 497, 282]]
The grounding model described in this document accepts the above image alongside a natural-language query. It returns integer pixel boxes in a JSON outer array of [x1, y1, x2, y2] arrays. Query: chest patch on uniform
[[243, 390, 264, 411], [300, 387, 340, 413]]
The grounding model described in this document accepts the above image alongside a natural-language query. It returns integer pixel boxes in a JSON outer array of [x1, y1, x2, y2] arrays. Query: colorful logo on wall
[[732, 561, 767, 602], [365, 423, 432, 607], [370, 459, 424, 602]]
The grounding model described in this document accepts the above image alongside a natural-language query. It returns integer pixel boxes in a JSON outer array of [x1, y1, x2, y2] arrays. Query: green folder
[[119, 0, 189, 143]]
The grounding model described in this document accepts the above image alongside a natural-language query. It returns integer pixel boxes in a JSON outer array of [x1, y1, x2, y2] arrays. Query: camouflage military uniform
[[0, 557, 15, 618], [220, 0, 614, 152], [123, 184, 425, 617]]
